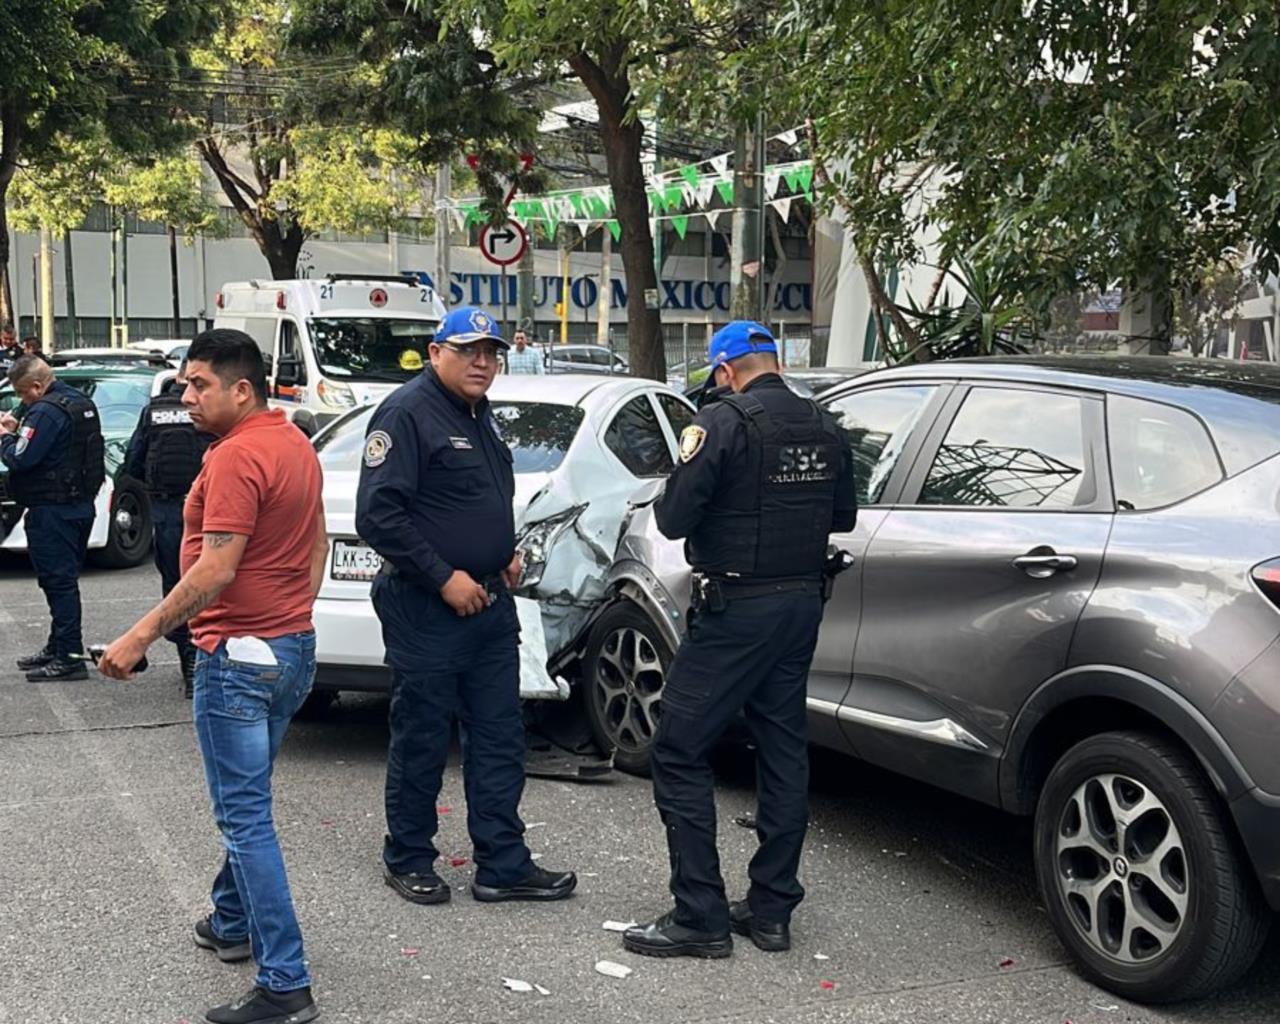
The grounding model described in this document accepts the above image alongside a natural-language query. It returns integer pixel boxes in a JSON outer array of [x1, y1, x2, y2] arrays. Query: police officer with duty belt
[[356, 306, 577, 907], [0, 356, 105, 681], [124, 362, 213, 696], [623, 321, 856, 959]]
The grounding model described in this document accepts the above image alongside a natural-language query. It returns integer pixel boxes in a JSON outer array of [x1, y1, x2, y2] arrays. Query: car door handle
[[1012, 552, 1078, 578]]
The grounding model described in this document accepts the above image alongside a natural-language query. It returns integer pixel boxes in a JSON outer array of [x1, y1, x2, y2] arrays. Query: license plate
[[330, 539, 383, 582]]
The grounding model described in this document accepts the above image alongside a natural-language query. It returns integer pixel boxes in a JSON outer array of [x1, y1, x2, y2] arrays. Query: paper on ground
[[601, 920, 636, 932], [594, 960, 633, 979]]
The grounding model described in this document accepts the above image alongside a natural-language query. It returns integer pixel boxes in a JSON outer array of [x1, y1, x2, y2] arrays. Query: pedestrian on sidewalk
[[504, 328, 544, 374], [100, 329, 327, 1024]]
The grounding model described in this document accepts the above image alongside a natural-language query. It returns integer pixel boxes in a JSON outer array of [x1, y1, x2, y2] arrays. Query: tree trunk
[[63, 229, 77, 345], [570, 53, 665, 381], [258, 219, 305, 280], [0, 102, 20, 328]]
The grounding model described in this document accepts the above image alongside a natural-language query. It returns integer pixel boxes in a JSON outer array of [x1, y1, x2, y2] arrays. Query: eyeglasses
[[438, 342, 501, 363]]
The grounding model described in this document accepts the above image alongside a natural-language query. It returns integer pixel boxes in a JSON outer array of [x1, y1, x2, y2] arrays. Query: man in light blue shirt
[[505, 330, 544, 375]]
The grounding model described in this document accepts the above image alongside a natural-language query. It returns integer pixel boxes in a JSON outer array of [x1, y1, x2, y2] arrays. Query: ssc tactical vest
[[9, 389, 105, 507], [688, 389, 844, 579], [142, 391, 204, 498]]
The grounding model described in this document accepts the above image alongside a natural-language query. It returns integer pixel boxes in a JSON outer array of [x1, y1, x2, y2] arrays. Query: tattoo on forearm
[[155, 590, 215, 638], [206, 532, 235, 549]]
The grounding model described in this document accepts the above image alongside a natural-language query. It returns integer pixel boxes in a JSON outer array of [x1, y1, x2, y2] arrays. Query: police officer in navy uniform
[[0, 355, 105, 681], [624, 321, 856, 959], [356, 306, 577, 907], [124, 361, 213, 696]]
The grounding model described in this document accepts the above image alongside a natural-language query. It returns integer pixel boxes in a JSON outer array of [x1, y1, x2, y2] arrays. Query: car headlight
[[317, 379, 356, 409], [515, 504, 587, 592]]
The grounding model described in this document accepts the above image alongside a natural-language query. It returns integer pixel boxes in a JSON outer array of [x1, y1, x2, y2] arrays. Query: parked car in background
[[542, 344, 629, 376], [309, 374, 696, 702], [128, 339, 189, 367], [0, 364, 174, 567], [680, 365, 870, 402], [49, 348, 171, 370], [566, 355, 1280, 1004]]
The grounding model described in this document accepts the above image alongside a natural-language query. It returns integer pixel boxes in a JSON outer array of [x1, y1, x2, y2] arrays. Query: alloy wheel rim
[[1054, 772, 1189, 964], [592, 626, 664, 754], [114, 493, 144, 550]]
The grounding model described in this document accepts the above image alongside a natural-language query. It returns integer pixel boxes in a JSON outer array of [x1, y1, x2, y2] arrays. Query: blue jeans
[[194, 631, 316, 992]]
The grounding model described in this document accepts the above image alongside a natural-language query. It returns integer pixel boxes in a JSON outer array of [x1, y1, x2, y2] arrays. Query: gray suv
[[563, 356, 1280, 1003]]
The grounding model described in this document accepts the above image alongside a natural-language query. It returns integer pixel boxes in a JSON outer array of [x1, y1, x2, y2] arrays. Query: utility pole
[[434, 162, 451, 307], [109, 207, 119, 341], [39, 228, 55, 351], [517, 233, 535, 333], [168, 225, 182, 338], [558, 225, 571, 345], [597, 227, 612, 347], [121, 212, 130, 346]]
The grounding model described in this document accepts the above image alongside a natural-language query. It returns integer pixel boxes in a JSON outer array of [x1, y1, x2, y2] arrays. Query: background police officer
[[356, 306, 576, 908], [624, 321, 856, 959], [124, 361, 213, 696], [0, 355, 105, 681]]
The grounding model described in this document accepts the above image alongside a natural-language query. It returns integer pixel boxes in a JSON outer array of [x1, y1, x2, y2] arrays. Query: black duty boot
[[383, 866, 451, 905], [729, 899, 791, 952], [193, 916, 251, 962], [204, 986, 318, 1024], [16, 646, 55, 670], [623, 911, 733, 959], [26, 656, 88, 682], [471, 865, 577, 903]]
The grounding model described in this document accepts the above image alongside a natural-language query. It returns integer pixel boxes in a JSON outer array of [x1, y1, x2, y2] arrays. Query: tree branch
[[198, 138, 262, 206]]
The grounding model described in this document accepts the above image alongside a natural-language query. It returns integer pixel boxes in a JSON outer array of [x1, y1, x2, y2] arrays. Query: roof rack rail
[[324, 273, 420, 286]]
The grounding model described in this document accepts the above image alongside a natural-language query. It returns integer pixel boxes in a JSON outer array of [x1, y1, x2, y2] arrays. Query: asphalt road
[[1, 556, 1277, 1024]]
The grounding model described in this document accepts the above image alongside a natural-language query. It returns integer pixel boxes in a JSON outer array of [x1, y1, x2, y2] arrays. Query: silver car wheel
[[1055, 772, 1189, 964], [592, 626, 664, 754]]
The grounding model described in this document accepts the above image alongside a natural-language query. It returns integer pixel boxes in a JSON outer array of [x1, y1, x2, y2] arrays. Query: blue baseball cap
[[708, 320, 777, 369], [435, 306, 509, 349]]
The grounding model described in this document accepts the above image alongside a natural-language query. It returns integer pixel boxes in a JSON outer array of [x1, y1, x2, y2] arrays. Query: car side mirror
[[276, 354, 301, 387], [292, 409, 318, 438]]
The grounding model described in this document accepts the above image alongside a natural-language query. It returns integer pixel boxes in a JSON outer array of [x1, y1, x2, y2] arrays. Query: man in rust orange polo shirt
[[101, 329, 327, 1024]]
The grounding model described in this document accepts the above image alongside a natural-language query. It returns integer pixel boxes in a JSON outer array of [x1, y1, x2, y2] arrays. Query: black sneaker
[[471, 865, 577, 903], [204, 986, 318, 1024], [16, 646, 55, 670], [383, 866, 451, 905], [194, 916, 251, 962], [25, 657, 88, 682]]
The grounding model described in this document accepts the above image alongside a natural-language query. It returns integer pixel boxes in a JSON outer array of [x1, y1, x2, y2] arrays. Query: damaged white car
[[309, 373, 697, 705]]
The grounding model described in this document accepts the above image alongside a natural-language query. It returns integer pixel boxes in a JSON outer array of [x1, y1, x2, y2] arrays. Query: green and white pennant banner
[[770, 196, 793, 222]]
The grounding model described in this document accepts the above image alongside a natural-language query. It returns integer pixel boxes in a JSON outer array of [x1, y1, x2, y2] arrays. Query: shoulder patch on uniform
[[678, 424, 707, 463], [364, 429, 393, 467]]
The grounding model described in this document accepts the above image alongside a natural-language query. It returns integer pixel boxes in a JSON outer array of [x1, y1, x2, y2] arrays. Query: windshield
[[310, 317, 436, 382], [314, 400, 584, 475], [0, 375, 150, 432]]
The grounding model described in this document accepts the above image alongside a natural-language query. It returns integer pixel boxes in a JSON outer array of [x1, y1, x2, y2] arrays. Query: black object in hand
[[79, 645, 149, 674]]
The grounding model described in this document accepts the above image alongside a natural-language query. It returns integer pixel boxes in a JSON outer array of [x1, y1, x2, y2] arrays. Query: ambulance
[[212, 274, 446, 431]]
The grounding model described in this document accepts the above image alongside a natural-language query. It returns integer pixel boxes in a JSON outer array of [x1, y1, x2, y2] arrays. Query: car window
[[656, 393, 695, 439], [825, 385, 937, 504], [1108, 395, 1223, 510], [588, 349, 613, 366], [919, 387, 1094, 509], [313, 405, 375, 469], [490, 402, 585, 473], [604, 396, 674, 477]]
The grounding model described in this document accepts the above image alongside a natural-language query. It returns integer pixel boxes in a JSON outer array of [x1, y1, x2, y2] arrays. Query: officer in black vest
[[0, 356, 105, 681], [124, 362, 212, 696], [624, 322, 856, 960]]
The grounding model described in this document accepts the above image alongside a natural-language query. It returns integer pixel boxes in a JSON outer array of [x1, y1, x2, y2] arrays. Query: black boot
[[471, 865, 577, 903], [204, 986, 318, 1024], [729, 899, 791, 952], [26, 656, 88, 682], [16, 646, 55, 670], [622, 910, 733, 959]]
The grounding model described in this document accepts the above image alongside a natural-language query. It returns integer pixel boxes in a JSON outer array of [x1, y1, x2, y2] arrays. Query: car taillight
[[1250, 559, 1280, 607]]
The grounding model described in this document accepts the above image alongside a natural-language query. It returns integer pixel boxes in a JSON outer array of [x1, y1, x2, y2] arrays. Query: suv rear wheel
[[582, 601, 672, 776], [89, 479, 152, 568], [1034, 731, 1271, 1002]]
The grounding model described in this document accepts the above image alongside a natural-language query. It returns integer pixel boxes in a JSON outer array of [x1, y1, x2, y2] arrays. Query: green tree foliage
[[0, 0, 216, 322], [773, 0, 1280, 358]]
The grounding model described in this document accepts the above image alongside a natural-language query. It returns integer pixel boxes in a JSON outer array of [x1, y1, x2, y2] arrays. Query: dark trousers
[[25, 506, 93, 658], [151, 500, 192, 657], [372, 574, 533, 887], [651, 589, 823, 933]]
